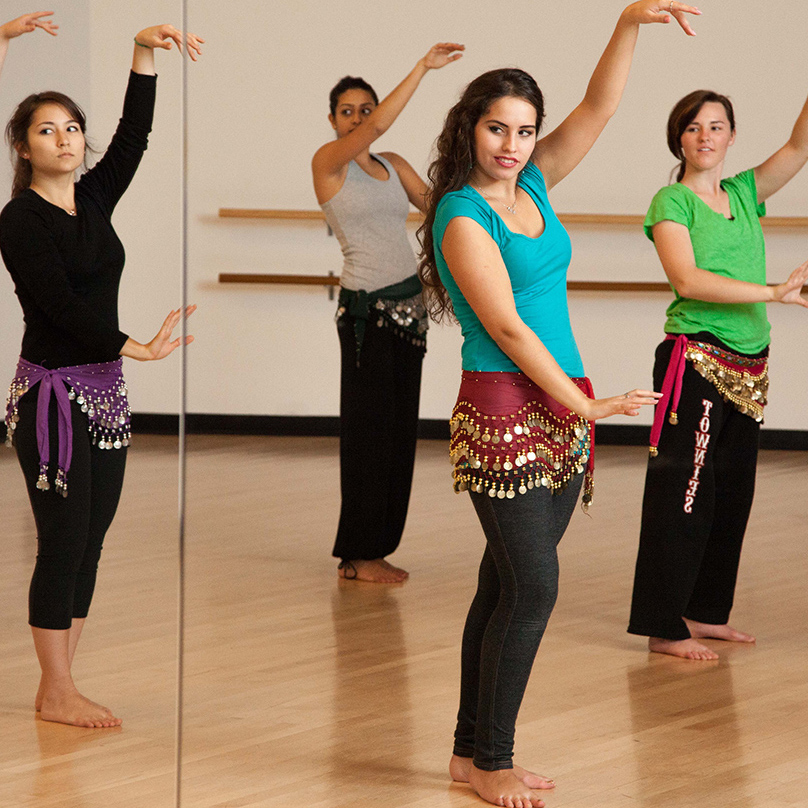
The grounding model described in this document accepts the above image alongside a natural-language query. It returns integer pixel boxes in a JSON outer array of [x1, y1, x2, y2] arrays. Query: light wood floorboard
[[2, 435, 807, 807]]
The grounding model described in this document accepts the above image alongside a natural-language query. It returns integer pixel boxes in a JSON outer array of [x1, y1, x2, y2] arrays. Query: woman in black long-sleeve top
[[1, 24, 202, 729]]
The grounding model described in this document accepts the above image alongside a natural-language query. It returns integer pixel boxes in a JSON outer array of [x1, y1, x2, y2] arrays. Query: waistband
[[649, 334, 768, 456], [5, 357, 130, 497]]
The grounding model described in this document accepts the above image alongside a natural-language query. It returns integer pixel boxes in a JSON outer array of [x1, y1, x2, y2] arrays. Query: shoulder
[[644, 183, 693, 241], [722, 168, 758, 198], [519, 160, 547, 194], [434, 188, 495, 253], [0, 192, 49, 231], [436, 186, 490, 225], [376, 151, 408, 171], [724, 168, 765, 218], [376, 151, 419, 182]]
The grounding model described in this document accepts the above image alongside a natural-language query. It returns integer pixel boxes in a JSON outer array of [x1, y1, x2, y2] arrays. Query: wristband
[[134, 36, 150, 49]]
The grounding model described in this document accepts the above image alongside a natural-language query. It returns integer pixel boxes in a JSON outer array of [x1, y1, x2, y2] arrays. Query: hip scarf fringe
[[450, 371, 595, 510], [337, 273, 428, 361], [649, 334, 768, 457], [5, 357, 131, 497]]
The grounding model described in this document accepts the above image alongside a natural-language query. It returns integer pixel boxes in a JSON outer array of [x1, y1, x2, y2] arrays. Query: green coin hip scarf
[[337, 273, 428, 362], [450, 370, 595, 509]]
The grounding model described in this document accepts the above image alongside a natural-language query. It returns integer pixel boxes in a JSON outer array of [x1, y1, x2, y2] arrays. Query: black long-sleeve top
[[0, 71, 156, 369]]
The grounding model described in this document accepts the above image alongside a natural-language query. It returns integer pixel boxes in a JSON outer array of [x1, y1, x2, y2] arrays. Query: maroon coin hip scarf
[[649, 334, 769, 456], [450, 371, 595, 509], [5, 357, 131, 497]]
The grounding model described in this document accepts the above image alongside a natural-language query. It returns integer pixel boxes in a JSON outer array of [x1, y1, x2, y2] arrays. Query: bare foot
[[684, 619, 756, 644], [337, 558, 406, 583], [467, 764, 546, 808], [378, 558, 409, 580], [450, 755, 554, 790], [39, 685, 122, 728], [649, 636, 719, 660]]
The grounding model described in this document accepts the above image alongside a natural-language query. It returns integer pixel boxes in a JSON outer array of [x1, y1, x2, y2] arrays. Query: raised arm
[[534, 1, 700, 190], [652, 219, 808, 306], [754, 92, 808, 203], [441, 217, 659, 420], [311, 42, 463, 203], [0, 11, 58, 80]]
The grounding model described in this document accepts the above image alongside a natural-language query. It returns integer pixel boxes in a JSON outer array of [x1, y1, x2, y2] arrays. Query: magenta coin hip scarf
[[450, 370, 595, 509], [5, 357, 131, 497], [649, 334, 769, 457]]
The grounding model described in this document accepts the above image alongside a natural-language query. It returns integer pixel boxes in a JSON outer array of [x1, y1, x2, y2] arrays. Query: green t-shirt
[[644, 169, 770, 353]]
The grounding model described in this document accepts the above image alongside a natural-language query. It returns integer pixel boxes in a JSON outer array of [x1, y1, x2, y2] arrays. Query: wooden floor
[[1, 435, 807, 807]]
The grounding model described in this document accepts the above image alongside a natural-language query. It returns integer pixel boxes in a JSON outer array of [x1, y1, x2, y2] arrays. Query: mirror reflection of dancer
[[627, 87, 808, 660], [0, 10, 58, 78], [1, 25, 203, 728], [419, 3, 700, 805], [312, 43, 464, 583]]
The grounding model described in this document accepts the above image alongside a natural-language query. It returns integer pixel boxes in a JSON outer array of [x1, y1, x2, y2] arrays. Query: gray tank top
[[320, 154, 418, 292]]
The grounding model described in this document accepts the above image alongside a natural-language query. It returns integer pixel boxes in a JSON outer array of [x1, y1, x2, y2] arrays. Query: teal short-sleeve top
[[644, 168, 770, 353], [433, 161, 585, 377]]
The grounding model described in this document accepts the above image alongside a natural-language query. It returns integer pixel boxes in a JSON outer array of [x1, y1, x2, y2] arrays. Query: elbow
[[487, 322, 525, 352]]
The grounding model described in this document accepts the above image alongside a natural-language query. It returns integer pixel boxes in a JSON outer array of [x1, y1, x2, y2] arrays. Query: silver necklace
[[472, 183, 517, 214]]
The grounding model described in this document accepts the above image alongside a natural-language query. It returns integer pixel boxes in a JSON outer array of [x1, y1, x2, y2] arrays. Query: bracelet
[[134, 36, 150, 49]]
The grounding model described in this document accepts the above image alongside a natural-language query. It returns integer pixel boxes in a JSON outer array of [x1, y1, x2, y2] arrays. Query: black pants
[[15, 388, 127, 630], [628, 337, 760, 641], [455, 475, 582, 770], [333, 314, 423, 561]]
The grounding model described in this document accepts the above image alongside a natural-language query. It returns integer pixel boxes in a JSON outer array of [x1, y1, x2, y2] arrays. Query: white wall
[[2, 1, 807, 429]]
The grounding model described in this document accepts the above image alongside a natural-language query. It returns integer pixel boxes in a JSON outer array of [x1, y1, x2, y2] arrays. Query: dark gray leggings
[[454, 474, 583, 771]]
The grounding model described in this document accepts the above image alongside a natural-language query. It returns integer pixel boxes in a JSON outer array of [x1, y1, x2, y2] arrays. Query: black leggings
[[333, 314, 423, 561], [15, 388, 127, 630], [454, 475, 583, 770], [628, 337, 760, 640]]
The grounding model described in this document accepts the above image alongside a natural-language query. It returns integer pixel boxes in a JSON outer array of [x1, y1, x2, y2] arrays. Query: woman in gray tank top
[[312, 42, 463, 583]]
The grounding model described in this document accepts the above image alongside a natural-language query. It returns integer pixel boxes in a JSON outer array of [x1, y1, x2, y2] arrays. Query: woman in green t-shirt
[[628, 89, 808, 660]]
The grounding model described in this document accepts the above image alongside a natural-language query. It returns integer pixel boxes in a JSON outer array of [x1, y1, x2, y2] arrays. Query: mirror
[[0, 1, 184, 804]]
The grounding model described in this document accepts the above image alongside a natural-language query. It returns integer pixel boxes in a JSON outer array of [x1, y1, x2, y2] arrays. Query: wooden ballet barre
[[217, 273, 671, 292], [218, 208, 808, 229]]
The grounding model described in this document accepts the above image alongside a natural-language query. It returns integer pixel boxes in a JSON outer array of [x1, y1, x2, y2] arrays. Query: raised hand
[[420, 42, 464, 71], [0, 10, 59, 40], [773, 259, 808, 308], [585, 389, 662, 421], [622, 1, 702, 36], [134, 24, 204, 61], [122, 305, 197, 362]]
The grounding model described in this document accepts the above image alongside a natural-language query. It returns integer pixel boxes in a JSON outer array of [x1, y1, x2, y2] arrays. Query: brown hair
[[667, 90, 735, 183], [5, 91, 90, 198], [417, 68, 544, 321]]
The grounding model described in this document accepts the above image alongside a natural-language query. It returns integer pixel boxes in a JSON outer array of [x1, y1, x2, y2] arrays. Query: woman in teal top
[[418, 4, 698, 805], [628, 89, 808, 661]]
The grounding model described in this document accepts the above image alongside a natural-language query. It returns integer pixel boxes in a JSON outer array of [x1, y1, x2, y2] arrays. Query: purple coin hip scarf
[[5, 357, 131, 497], [450, 370, 595, 509]]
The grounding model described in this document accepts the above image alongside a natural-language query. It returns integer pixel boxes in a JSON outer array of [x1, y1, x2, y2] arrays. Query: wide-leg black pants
[[332, 314, 424, 561], [628, 337, 761, 641]]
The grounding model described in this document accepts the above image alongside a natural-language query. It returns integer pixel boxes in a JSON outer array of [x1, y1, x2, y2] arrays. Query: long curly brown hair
[[417, 68, 545, 322]]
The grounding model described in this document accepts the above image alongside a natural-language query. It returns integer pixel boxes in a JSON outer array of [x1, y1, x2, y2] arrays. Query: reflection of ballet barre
[[218, 208, 808, 228]]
